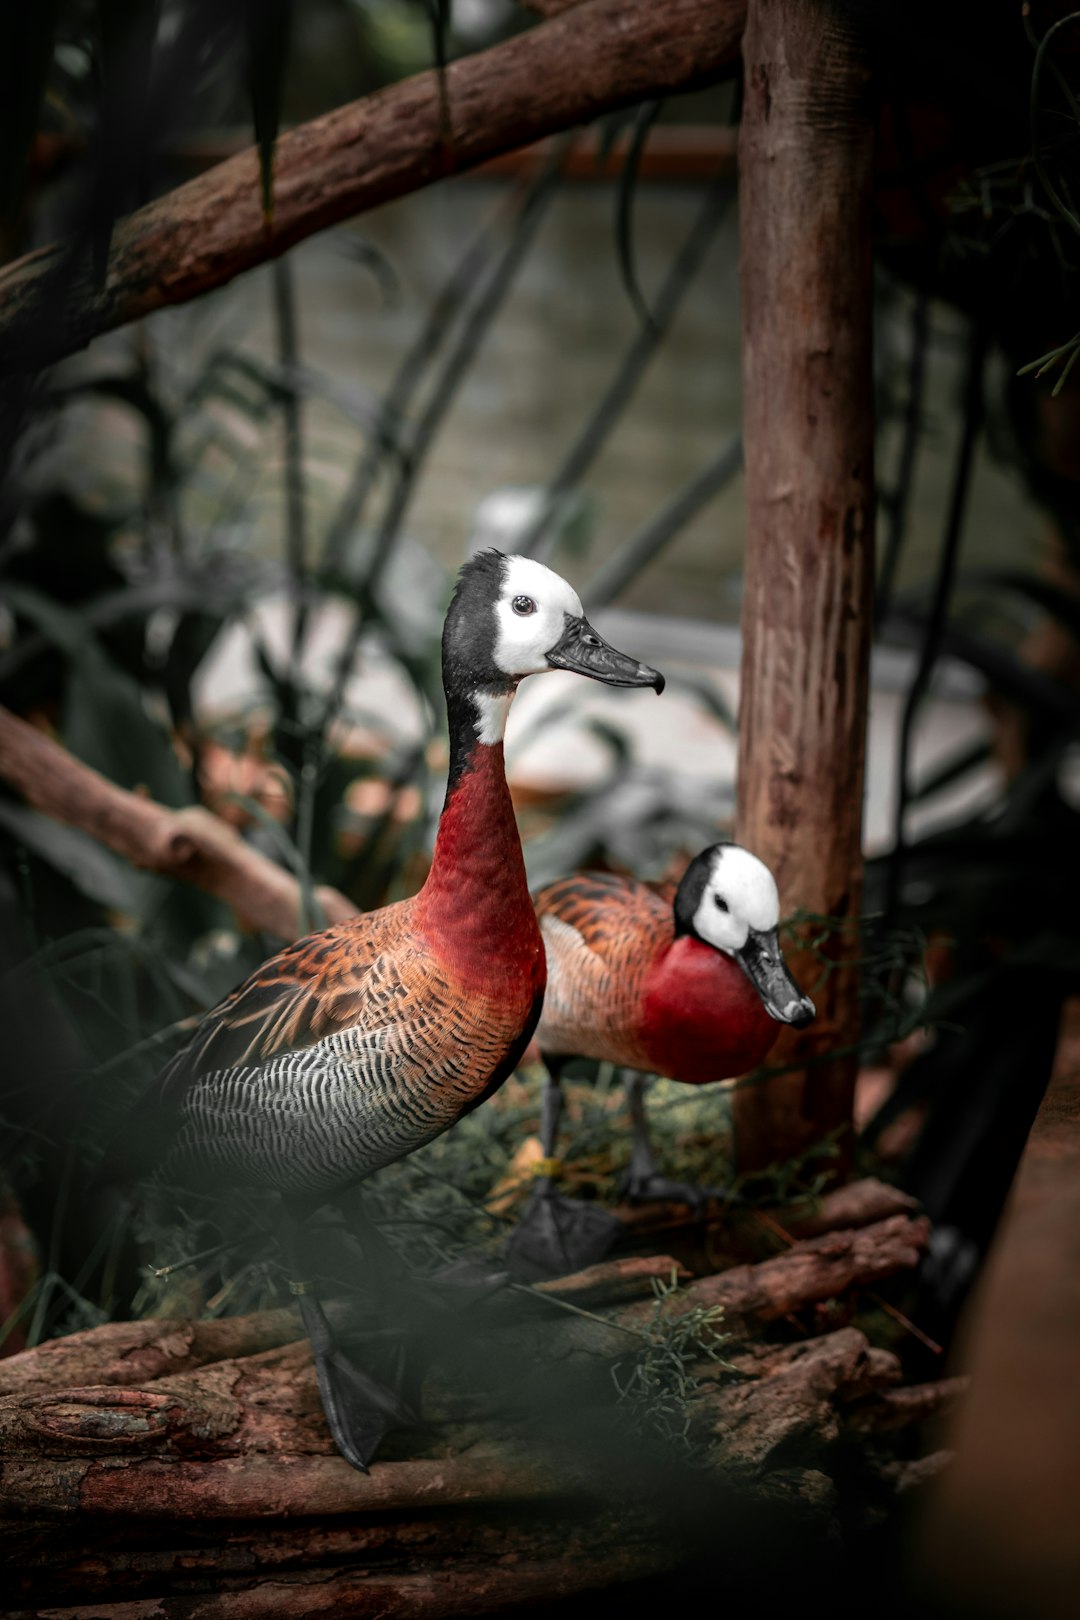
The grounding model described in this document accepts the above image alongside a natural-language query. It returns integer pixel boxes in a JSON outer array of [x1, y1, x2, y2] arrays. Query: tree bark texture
[[617, 1175, 920, 1246], [0, 0, 746, 375], [0, 704, 356, 938], [734, 0, 876, 1170], [0, 1217, 950, 1613], [616, 1214, 929, 1334]]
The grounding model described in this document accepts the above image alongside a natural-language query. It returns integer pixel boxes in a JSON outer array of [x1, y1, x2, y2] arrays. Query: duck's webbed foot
[[283, 1210, 420, 1472], [621, 1071, 740, 1215], [292, 1285, 418, 1473], [505, 1184, 623, 1281], [503, 1062, 623, 1280]]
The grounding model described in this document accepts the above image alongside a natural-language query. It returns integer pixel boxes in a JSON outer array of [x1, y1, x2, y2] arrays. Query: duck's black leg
[[504, 1059, 622, 1280], [281, 1208, 418, 1473], [621, 1071, 740, 1210]]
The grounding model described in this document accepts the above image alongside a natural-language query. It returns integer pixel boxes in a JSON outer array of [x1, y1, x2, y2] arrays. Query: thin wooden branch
[[0, 704, 357, 937], [533, 1253, 690, 1307], [0, 0, 746, 375]]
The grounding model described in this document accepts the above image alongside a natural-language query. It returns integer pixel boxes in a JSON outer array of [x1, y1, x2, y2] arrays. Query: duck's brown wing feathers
[[532, 872, 671, 1067], [140, 902, 534, 1199], [159, 908, 408, 1104]]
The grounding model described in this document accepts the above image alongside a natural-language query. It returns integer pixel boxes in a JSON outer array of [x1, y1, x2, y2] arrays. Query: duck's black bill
[[736, 928, 816, 1027], [546, 615, 665, 692]]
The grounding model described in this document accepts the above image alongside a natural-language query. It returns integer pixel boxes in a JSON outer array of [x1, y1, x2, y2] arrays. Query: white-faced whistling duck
[[119, 551, 664, 1470], [505, 843, 815, 1278]]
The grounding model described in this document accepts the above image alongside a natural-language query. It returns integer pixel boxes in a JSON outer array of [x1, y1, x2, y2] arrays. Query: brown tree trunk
[[733, 0, 876, 1171]]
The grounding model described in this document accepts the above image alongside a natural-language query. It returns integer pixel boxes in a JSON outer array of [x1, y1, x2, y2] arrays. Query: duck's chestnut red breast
[[415, 742, 545, 1005], [639, 935, 780, 1085]]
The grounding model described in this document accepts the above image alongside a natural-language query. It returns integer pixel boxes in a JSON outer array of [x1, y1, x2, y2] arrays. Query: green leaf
[[0, 583, 188, 808]]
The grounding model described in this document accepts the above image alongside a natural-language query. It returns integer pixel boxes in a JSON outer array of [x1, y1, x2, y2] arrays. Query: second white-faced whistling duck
[[128, 550, 664, 1470], [506, 843, 815, 1278]]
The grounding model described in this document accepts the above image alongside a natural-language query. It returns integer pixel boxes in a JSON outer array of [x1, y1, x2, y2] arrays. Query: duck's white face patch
[[491, 555, 584, 679], [693, 847, 780, 954]]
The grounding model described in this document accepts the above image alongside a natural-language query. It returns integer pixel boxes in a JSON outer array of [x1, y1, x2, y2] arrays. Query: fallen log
[[0, 1205, 956, 1615], [4, 1543, 677, 1620], [842, 1377, 969, 1438], [701, 1327, 880, 1476], [0, 1440, 589, 1520], [0, 1308, 301, 1400], [616, 1215, 931, 1334], [715, 1331, 902, 1400], [783, 1179, 921, 1238], [615, 1176, 920, 1242], [0, 1256, 689, 1403]]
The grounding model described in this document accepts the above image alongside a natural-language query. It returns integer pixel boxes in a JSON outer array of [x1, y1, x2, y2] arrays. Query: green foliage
[[611, 1270, 731, 1457]]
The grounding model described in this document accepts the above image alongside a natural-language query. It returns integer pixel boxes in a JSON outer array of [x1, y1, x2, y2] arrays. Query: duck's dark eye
[[714, 896, 729, 913], [512, 595, 537, 616]]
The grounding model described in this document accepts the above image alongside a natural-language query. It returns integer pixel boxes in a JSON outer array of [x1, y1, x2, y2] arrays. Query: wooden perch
[[0, 1218, 953, 1612], [701, 1327, 891, 1476], [0, 703, 356, 937], [617, 1176, 921, 1243], [0, 1308, 301, 1400], [0, 0, 746, 375], [842, 1376, 969, 1438], [617, 1214, 931, 1333], [0, 1439, 591, 1520]]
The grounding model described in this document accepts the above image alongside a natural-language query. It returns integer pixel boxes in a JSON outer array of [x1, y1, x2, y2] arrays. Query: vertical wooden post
[[733, 0, 876, 1171]]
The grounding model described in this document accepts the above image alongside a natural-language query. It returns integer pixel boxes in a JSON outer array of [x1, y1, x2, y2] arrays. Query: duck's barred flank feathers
[[532, 871, 673, 1070], [154, 897, 541, 1200]]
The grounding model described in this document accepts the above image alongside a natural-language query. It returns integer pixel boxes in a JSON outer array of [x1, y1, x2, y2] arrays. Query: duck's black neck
[[442, 681, 512, 805], [417, 679, 535, 972]]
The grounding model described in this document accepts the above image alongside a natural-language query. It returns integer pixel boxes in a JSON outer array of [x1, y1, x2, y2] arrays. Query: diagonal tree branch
[[0, 703, 357, 938], [0, 0, 745, 375]]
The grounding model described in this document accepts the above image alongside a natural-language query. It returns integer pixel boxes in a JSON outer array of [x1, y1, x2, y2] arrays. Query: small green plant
[[611, 1269, 732, 1458]]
